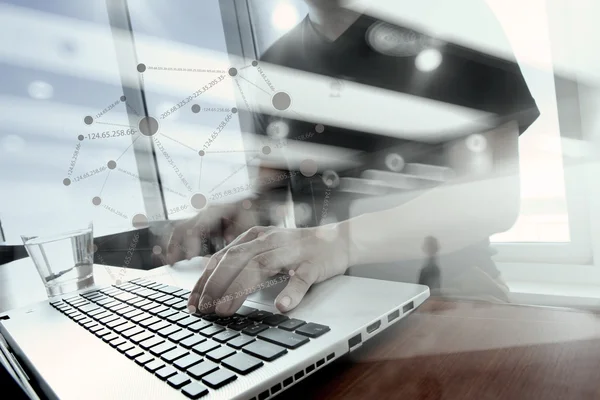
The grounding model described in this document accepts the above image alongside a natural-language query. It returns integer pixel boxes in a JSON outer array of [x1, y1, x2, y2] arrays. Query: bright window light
[[272, 1, 299, 31]]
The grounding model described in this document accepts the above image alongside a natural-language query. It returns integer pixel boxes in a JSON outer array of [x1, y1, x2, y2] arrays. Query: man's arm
[[341, 121, 521, 265]]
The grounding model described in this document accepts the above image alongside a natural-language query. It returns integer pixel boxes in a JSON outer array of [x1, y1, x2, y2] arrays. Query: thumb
[[275, 263, 319, 313]]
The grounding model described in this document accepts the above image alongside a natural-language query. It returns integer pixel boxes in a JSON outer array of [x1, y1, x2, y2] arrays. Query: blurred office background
[[0, 0, 599, 303]]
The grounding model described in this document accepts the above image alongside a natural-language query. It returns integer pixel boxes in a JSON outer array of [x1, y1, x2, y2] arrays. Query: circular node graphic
[[322, 170, 340, 188], [116, 279, 122, 285], [198, 150, 206, 157], [84, 116, 93, 125], [385, 153, 405, 172], [272, 92, 291, 111], [137, 63, 146, 73], [138, 116, 159, 136], [92, 244, 98, 253], [228, 67, 238, 77], [252, 60, 258, 67], [231, 107, 238, 114], [120, 95, 126, 102], [242, 199, 252, 210], [262, 146, 271, 155], [107, 160, 117, 170], [78, 135, 84, 141], [132, 213, 149, 229], [190, 193, 207, 210], [92, 196, 102, 206], [288, 269, 295, 276], [465, 134, 487, 153], [152, 245, 162, 255], [315, 124, 325, 133], [300, 159, 318, 177], [63, 178, 71, 186], [191, 104, 201, 113], [266, 120, 289, 139]]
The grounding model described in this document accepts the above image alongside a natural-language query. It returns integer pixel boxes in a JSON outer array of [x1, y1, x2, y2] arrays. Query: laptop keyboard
[[49, 278, 330, 399]]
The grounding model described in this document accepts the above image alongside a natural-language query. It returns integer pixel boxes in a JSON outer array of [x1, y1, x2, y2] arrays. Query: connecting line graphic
[[310, 180, 318, 226], [160, 133, 198, 152], [210, 155, 260, 193]]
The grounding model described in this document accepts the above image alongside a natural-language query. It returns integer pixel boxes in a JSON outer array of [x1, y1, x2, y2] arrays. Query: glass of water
[[21, 222, 95, 298]]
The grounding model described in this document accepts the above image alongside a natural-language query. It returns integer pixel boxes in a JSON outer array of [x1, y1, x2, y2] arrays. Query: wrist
[[314, 221, 360, 268]]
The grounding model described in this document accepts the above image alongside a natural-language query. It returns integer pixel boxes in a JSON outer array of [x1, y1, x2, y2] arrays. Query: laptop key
[[187, 361, 219, 379], [88, 325, 105, 333], [201, 313, 220, 322], [114, 322, 136, 333], [172, 300, 189, 311], [78, 303, 101, 314], [130, 330, 153, 343], [247, 311, 272, 322], [122, 309, 144, 319], [200, 325, 225, 337], [141, 302, 162, 312], [149, 305, 169, 316], [174, 353, 202, 370], [214, 317, 235, 326], [181, 381, 209, 399], [188, 320, 211, 333], [161, 348, 189, 363], [117, 342, 135, 353], [91, 311, 112, 321], [235, 306, 257, 317], [262, 314, 289, 326], [136, 289, 157, 298], [206, 346, 235, 362], [134, 353, 154, 366], [158, 325, 181, 337], [192, 340, 220, 356], [167, 312, 188, 323], [115, 292, 136, 302], [167, 373, 191, 389], [126, 297, 146, 306], [121, 325, 144, 338], [159, 285, 182, 295], [139, 336, 165, 350], [227, 335, 255, 350], [144, 359, 165, 373], [180, 335, 206, 349], [148, 292, 165, 301], [125, 347, 144, 359], [82, 319, 98, 329], [131, 312, 153, 323], [134, 299, 152, 308], [228, 319, 253, 331], [171, 289, 189, 297], [295, 323, 330, 338], [164, 298, 181, 307], [95, 329, 113, 338], [177, 316, 202, 328], [99, 314, 119, 324], [278, 318, 306, 331], [115, 306, 136, 316], [155, 366, 178, 381], [106, 318, 128, 329], [154, 294, 174, 304], [157, 308, 178, 319], [213, 330, 240, 343], [242, 324, 269, 336], [221, 353, 264, 375], [72, 314, 86, 322], [102, 333, 120, 343], [109, 337, 126, 348], [242, 340, 287, 361], [96, 298, 117, 306], [169, 330, 193, 344], [139, 316, 161, 328], [202, 369, 237, 389], [149, 342, 176, 356], [147, 320, 170, 333], [106, 302, 128, 312], [258, 328, 310, 349]]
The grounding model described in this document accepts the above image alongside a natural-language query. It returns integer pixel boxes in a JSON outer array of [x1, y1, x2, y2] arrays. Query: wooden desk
[[287, 299, 600, 400], [2, 258, 600, 399]]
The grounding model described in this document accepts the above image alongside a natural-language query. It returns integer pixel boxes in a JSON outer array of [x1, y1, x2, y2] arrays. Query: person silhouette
[[418, 236, 441, 291]]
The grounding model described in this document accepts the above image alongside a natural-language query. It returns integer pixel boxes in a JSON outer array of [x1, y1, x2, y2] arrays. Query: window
[[0, 0, 146, 243]]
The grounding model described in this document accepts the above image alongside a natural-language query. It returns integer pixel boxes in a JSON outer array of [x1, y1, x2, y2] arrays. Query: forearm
[[339, 171, 519, 265]]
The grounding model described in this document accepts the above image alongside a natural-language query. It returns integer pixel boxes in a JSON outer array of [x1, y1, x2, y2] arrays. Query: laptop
[[0, 269, 429, 399]]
